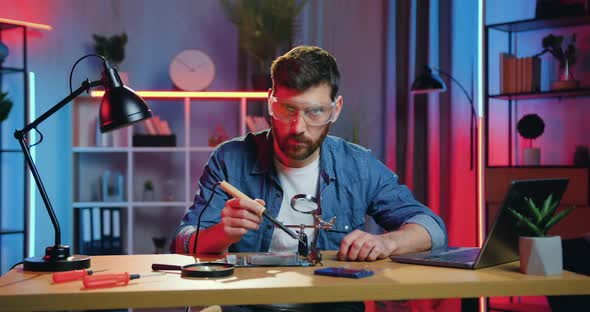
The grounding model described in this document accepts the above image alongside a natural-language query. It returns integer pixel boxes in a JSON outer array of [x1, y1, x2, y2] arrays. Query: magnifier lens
[[290, 194, 318, 214]]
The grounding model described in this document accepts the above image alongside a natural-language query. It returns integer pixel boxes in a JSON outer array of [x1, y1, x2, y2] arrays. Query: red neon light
[[90, 91, 268, 99], [0, 18, 52, 30]]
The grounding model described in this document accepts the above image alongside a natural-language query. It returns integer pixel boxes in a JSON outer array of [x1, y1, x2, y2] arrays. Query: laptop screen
[[474, 178, 569, 269]]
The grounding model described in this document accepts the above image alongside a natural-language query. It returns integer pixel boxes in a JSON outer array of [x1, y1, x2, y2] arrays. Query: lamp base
[[24, 255, 91, 272], [23, 244, 91, 271]]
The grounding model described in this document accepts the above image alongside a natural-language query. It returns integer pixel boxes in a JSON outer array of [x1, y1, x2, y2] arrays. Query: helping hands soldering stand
[[291, 215, 339, 265]]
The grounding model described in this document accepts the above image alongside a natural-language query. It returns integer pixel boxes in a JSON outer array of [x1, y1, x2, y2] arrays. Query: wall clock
[[169, 49, 215, 91]]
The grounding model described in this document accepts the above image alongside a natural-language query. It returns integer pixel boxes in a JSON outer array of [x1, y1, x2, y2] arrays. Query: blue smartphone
[[313, 267, 374, 279]]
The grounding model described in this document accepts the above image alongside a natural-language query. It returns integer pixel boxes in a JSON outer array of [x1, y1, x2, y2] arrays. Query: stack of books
[[499, 53, 542, 94]]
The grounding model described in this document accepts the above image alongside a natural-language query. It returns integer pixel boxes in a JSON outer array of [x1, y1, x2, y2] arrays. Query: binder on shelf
[[78, 208, 92, 255], [77, 207, 123, 255], [91, 207, 101, 255], [112, 208, 122, 254], [101, 208, 112, 254]]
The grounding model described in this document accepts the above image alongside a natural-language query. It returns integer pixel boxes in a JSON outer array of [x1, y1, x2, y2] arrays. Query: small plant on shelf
[[143, 180, 154, 192], [93, 33, 128, 67], [0, 91, 13, 123], [517, 114, 545, 165], [142, 180, 155, 201], [517, 114, 545, 147], [536, 33, 579, 89], [539, 33, 576, 71]]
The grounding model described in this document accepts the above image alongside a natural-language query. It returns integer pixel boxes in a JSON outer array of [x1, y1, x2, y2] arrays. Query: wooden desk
[[1, 252, 589, 311]]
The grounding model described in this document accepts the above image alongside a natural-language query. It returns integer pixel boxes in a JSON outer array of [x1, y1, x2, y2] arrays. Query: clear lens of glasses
[[269, 97, 335, 126]]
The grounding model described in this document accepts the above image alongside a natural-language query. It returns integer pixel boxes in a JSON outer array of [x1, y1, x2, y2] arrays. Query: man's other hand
[[220, 198, 265, 244], [337, 230, 395, 261]]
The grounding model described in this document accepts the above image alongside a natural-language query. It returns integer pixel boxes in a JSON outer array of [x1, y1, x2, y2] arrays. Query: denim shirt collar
[[250, 130, 336, 184]]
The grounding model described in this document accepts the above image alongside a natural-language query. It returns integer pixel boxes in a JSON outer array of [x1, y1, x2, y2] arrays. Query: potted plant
[[508, 193, 575, 275], [92, 33, 128, 83], [220, 0, 308, 90], [517, 114, 545, 165], [142, 179, 154, 201], [0, 91, 13, 123], [535, 33, 578, 90]]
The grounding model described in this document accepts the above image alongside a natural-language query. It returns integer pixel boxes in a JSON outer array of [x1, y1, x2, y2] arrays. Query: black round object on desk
[[152, 262, 234, 278]]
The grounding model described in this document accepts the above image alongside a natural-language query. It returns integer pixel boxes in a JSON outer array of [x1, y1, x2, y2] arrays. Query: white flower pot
[[519, 236, 562, 275], [523, 148, 540, 165]]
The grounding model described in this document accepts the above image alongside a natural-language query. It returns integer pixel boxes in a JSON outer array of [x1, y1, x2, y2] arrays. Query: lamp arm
[[20, 79, 103, 134], [434, 68, 476, 120], [434, 68, 477, 171], [14, 79, 103, 246]]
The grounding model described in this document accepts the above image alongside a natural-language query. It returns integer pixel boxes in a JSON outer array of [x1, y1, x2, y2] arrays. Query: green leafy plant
[[220, 0, 307, 75], [143, 180, 154, 191], [508, 193, 574, 237], [536, 33, 576, 70], [92, 33, 128, 66], [0, 91, 13, 122]]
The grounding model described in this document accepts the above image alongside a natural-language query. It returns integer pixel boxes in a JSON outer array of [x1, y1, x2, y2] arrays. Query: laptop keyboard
[[426, 248, 480, 263]]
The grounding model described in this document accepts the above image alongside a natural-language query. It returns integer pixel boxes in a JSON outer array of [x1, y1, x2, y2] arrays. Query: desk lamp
[[14, 54, 152, 271], [411, 65, 477, 170]]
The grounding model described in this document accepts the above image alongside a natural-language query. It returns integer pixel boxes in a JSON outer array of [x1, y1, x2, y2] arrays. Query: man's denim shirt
[[171, 130, 447, 253]]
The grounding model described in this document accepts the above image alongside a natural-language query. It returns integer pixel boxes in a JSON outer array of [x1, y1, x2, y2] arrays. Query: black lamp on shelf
[[14, 54, 152, 271], [411, 65, 477, 170]]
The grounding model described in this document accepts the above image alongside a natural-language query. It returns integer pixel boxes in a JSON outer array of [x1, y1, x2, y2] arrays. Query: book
[[79, 208, 92, 255], [101, 208, 112, 254], [91, 207, 101, 255], [112, 208, 122, 254]]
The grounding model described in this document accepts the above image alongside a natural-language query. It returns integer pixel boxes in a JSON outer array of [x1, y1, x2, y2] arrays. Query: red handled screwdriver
[[52, 269, 107, 283], [83, 272, 163, 289]]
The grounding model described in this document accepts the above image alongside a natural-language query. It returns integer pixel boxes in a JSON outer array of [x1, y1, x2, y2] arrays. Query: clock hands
[[176, 56, 196, 72], [176, 56, 208, 72]]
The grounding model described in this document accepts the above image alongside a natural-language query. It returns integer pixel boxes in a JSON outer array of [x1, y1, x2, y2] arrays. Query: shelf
[[488, 15, 590, 33], [0, 18, 52, 31], [485, 167, 588, 205], [73, 202, 128, 208], [73, 146, 216, 153], [0, 67, 25, 74], [73, 147, 128, 153], [0, 149, 21, 153], [489, 88, 590, 100], [0, 230, 24, 235], [73, 201, 191, 208], [131, 201, 191, 207]]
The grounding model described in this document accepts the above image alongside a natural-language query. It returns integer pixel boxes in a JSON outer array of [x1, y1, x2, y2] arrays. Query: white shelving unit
[[71, 91, 267, 254]]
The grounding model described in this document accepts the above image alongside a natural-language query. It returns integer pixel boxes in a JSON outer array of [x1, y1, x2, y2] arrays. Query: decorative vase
[[523, 147, 541, 165], [551, 59, 579, 91], [519, 236, 563, 275], [573, 145, 589, 167]]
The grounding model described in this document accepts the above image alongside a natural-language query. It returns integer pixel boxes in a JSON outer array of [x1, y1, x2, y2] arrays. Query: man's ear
[[267, 88, 273, 98], [332, 95, 343, 122]]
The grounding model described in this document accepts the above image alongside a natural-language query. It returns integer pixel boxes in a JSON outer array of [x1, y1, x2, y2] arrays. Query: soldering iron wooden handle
[[219, 181, 266, 216]]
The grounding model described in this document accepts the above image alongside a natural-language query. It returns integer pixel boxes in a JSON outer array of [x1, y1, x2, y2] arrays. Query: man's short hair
[[271, 45, 340, 100]]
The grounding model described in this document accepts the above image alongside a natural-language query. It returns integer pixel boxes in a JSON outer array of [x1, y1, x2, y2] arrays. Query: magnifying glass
[[290, 194, 319, 214], [151, 262, 234, 278]]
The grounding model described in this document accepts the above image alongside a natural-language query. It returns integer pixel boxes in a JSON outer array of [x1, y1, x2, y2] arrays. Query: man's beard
[[274, 125, 330, 161]]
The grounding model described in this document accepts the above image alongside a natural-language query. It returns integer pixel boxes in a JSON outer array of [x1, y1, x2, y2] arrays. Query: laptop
[[391, 178, 569, 269]]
